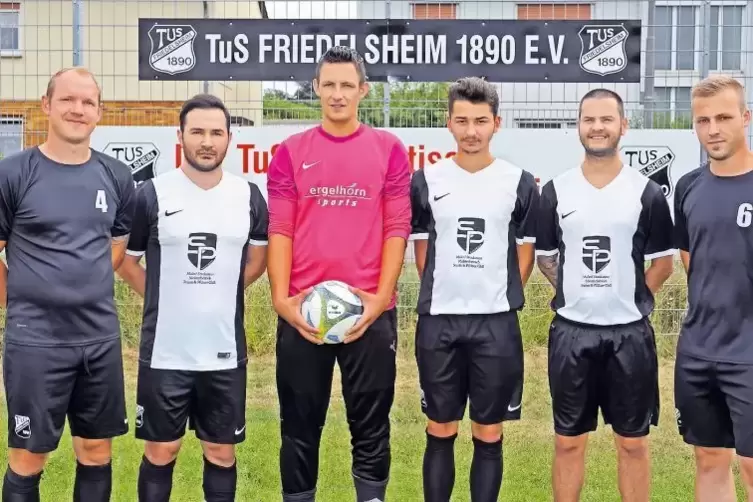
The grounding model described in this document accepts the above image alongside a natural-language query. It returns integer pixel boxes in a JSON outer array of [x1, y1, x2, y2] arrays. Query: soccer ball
[[301, 280, 364, 344]]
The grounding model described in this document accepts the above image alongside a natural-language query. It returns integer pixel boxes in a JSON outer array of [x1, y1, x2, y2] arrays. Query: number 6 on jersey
[[95, 189, 108, 213], [737, 203, 752, 228]]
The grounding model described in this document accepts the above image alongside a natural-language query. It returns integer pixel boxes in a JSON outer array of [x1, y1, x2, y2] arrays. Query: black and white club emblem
[[187, 232, 217, 270], [457, 217, 486, 254]]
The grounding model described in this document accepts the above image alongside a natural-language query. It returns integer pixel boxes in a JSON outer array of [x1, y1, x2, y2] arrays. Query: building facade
[[0, 0, 267, 159], [356, 0, 752, 129]]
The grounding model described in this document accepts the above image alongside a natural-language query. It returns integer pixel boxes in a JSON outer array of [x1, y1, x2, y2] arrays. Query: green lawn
[[0, 266, 747, 500]]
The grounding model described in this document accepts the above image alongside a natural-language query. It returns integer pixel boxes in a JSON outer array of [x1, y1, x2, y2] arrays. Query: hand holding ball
[[300, 280, 365, 344]]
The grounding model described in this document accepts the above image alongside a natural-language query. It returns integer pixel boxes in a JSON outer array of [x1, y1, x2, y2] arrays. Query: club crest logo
[[579, 24, 629, 76], [14, 415, 31, 439], [135, 405, 144, 428], [103, 142, 161, 184], [147, 24, 197, 75], [621, 146, 675, 198]]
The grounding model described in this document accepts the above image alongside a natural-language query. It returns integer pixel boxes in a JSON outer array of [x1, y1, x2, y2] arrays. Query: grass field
[[0, 266, 748, 501]]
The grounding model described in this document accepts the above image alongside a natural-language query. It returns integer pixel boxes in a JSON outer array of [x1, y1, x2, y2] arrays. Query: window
[[655, 4, 744, 72], [710, 6, 743, 71], [412, 3, 457, 19], [515, 119, 577, 129], [655, 6, 695, 70], [0, 2, 20, 55], [230, 115, 254, 126], [653, 87, 691, 126], [517, 3, 591, 20], [0, 118, 23, 160]]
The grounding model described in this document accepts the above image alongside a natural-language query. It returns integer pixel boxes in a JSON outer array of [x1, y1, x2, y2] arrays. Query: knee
[[427, 421, 459, 438], [695, 447, 733, 474], [554, 434, 587, 457], [471, 422, 502, 443], [73, 438, 112, 466], [8, 449, 47, 476], [144, 440, 182, 466], [615, 435, 649, 459], [202, 442, 236, 468], [738, 457, 753, 485]]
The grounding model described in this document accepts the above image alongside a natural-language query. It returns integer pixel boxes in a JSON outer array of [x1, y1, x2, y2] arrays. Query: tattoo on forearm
[[537, 254, 559, 287]]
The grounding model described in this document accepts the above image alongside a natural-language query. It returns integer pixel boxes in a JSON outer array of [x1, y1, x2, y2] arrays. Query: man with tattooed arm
[[535, 88, 675, 502]]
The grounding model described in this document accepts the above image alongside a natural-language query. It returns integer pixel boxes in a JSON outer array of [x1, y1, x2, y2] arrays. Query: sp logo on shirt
[[187, 233, 217, 270], [457, 218, 486, 254], [582, 236, 611, 274]]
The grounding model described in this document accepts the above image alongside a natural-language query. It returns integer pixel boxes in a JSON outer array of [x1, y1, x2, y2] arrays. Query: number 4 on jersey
[[737, 203, 752, 228], [95, 190, 108, 213]]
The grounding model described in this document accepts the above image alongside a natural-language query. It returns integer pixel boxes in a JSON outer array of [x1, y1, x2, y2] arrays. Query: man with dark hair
[[536, 89, 675, 501], [410, 76, 538, 502], [116, 93, 269, 502], [267, 46, 412, 502], [0, 67, 135, 502], [578, 88, 625, 119]]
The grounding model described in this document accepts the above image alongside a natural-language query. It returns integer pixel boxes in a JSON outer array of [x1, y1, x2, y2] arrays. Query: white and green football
[[301, 280, 364, 344]]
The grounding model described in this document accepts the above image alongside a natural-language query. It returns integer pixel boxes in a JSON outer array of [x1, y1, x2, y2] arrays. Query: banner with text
[[91, 126, 699, 213], [138, 19, 642, 83]]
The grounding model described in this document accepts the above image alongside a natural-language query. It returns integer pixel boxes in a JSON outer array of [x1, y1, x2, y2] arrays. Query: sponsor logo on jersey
[[582, 235, 611, 274], [103, 142, 161, 184], [456, 217, 485, 254], [187, 232, 217, 270], [578, 24, 629, 76], [621, 146, 675, 198], [14, 415, 30, 439], [305, 182, 371, 208], [147, 24, 197, 75]]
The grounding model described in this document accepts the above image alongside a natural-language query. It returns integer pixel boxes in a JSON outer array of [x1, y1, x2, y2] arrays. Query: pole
[[643, 0, 656, 129], [699, 0, 712, 164], [72, 0, 82, 66], [203, 1, 210, 94], [383, 0, 391, 127]]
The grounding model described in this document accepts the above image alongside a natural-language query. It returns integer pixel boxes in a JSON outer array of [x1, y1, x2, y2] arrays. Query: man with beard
[[673, 75, 753, 501], [409, 76, 539, 502], [116, 94, 269, 502], [535, 88, 675, 502]]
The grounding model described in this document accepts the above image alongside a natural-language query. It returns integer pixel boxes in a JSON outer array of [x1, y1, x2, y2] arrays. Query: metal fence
[[0, 1, 751, 147], [0, 0, 748, 336]]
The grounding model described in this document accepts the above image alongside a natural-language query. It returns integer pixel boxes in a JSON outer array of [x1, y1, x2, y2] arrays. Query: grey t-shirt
[[0, 147, 136, 346]]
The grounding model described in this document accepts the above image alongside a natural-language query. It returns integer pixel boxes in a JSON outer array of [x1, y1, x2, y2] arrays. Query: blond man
[[0, 68, 135, 501], [674, 75, 753, 501]]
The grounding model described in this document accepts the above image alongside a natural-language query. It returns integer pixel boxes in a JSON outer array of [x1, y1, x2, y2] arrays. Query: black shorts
[[548, 316, 659, 438], [674, 352, 753, 457], [135, 365, 247, 444], [415, 311, 524, 425], [3, 338, 128, 454]]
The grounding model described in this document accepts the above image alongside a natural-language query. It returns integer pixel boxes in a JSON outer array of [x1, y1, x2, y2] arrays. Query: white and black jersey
[[126, 169, 269, 371], [410, 158, 539, 315], [536, 166, 675, 326]]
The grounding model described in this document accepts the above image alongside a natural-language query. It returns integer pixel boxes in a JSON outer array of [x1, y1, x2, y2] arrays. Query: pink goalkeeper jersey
[[267, 124, 412, 307]]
